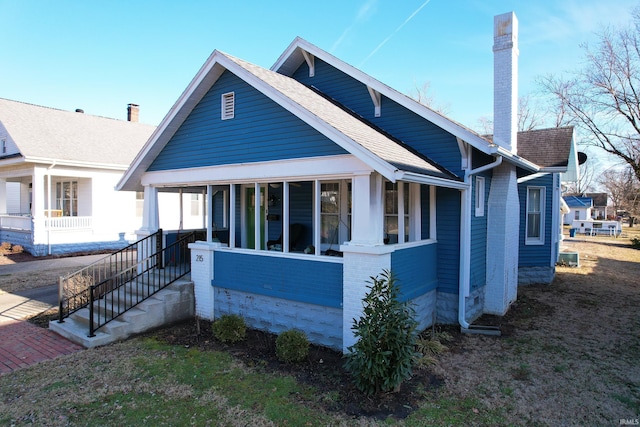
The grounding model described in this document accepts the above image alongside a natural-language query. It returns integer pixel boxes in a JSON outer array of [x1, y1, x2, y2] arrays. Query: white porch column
[[340, 172, 391, 353], [206, 186, 213, 242], [31, 167, 46, 246], [0, 178, 6, 214], [140, 185, 159, 234]]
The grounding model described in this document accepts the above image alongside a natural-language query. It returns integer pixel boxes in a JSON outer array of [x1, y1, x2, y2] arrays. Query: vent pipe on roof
[[75, 109, 84, 113], [127, 103, 139, 122]]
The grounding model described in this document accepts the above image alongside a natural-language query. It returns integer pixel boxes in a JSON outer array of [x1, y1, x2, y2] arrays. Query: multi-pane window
[[384, 181, 409, 244], [320, 182, 340, 247], [56, 181, 78, 216], [526, 187, 545, 244]]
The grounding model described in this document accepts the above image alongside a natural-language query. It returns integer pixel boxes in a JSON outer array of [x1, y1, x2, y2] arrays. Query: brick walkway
[[0, 320, 83, 375]]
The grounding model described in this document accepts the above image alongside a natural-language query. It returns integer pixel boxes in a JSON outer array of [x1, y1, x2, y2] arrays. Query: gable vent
[[221, 92, 235, 120]]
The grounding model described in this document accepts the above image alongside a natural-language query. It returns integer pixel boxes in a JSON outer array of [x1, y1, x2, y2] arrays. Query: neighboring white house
[[563, 195, 593, 225], [0, 99, 161, 256]]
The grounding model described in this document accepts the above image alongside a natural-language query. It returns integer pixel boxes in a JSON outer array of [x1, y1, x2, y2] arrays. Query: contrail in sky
[[331, 0, 377, 53], [359, 0, 433, 66]]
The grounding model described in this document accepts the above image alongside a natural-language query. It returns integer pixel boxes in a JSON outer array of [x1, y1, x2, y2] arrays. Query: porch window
[[56, 181, 78, 216], [320, 181, 351, 252], [384, 181, 410, 244], [526, 186, 545, 245]]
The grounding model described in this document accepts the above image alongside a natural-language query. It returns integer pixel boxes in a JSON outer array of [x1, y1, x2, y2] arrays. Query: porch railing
[[57, 229, 199, 337], [0, 214, 32, 231], [46, 216, 92, 229], [57, 229, 163, 323]]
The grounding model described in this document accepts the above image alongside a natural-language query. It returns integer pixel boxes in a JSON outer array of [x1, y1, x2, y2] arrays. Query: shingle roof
[[0, 98, 156, 167], [516, 127, 574, 168], [563, 195, 593, 208], [223, 53, 458, 181]]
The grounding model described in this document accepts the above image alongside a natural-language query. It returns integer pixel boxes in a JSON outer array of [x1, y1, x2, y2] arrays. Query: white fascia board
[[24, 156, 127, 171], [272, 38, 495, 154], [492, 146, 540, 172], [117, 51, 227, 192], [219, 55, 399, 182], [141, 155, 372, 187], [395, 170, 468, 190]]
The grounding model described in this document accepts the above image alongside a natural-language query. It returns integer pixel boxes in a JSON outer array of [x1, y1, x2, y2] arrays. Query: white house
[[0, 99, 157, 256]]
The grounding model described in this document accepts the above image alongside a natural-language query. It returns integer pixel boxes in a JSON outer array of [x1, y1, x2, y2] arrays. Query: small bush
[[211, 314, 246, 343], [276, 329, 309, 363], [630, 237, 640, 250], [11, 245, 24, 253], [344, 270, 419, 395], [0, 242, 11, 251]]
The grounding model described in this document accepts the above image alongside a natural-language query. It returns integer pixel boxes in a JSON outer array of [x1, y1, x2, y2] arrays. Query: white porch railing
[[0, 214, 32, 231], [45, 216, 93, 230]]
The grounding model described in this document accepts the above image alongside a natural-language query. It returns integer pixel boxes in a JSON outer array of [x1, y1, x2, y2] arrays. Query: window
[[56, 181, 78, 216], [320, 182, 340, 248], [136, 191, 144, 217], [574, 210, 579, 221], [190, 194, 200, 216], [221, 92, 235, 120], [475, 176, 485, 217], [384, 181, 410, 244], [1, 138, 6, 154], [526, 187, 545, 245]]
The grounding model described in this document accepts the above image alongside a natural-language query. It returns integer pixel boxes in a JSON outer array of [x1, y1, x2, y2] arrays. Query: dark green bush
[[276, 329, 309, 363], [211, 314, 246, 343], [344, 270, 419, 395], [631, 237, 640, 250]]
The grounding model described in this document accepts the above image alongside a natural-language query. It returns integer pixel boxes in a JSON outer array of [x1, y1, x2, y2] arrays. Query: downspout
[[46, 162, 56, 256], [459, 156, 502, 333]]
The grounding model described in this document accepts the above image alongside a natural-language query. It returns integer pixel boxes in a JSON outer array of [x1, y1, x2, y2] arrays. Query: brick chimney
[[127, 103, 139, 122], [485, 12, 520, 317], [493, 12, 518, 154]]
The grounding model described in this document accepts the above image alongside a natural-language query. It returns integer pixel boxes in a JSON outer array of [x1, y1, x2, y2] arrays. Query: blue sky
[[1, 0, 638, 131]]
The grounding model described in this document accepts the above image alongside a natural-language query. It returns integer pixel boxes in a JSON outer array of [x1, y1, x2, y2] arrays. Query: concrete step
[[50, 278, 194, 348]]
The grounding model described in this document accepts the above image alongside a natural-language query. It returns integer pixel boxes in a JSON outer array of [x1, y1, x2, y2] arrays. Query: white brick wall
[[189, 242, 221, 320], [485, 163, 519, 315], [341, 247, 391, 352], [493, 11, 519, 154]]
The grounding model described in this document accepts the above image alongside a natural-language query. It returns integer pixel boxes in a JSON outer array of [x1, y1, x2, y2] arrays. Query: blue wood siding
[[213, 251, 343, 308], [148, 70, 347, 171], [470, 172, 490, 291], [291, 59, 463, 177], [518, 174, 553, 267], [391, 243, 438, 302], [435, 187, 461, 293]]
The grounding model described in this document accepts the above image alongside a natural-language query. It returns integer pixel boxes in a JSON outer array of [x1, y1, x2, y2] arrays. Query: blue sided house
[[117, 12, 578, 351]]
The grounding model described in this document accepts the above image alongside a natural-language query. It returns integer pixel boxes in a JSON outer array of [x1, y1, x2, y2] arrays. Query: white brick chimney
[[493, 12, 518, 154], [485, 12, 520, 316]]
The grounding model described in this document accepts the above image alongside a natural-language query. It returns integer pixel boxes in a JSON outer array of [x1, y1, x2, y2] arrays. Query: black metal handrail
[[58, 229, 163, 323], [87, 231, 198, 337]]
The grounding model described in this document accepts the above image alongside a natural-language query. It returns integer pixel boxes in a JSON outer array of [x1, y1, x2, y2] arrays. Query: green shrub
[[211, 314, 246, 343], [344, 270, 419, 395], [631, 237, 640, 250], [275, 329, 309, 363]]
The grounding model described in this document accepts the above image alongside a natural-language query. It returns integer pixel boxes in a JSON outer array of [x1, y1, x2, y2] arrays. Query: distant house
[[563, 195, 593, 224], [117, 12, 578, 351], [0, 99, 156, 256], [585, 192, 608, 219]]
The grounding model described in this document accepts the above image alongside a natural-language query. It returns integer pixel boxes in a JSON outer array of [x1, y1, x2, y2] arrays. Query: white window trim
[[525, 186, 545, 245], [475, 176, 485, 217], [221, 92, 235, 120]]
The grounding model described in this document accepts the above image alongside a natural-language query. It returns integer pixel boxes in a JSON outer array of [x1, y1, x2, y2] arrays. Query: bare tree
[[540, 7, 640, 184], [599, 166, 640, 226], [408, 80, 450, 115], [517, 94, 543, 131], [564, 160, 597, 195]]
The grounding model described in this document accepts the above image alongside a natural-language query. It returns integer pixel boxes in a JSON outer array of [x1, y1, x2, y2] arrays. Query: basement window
[[221, 92, 235, 120]]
